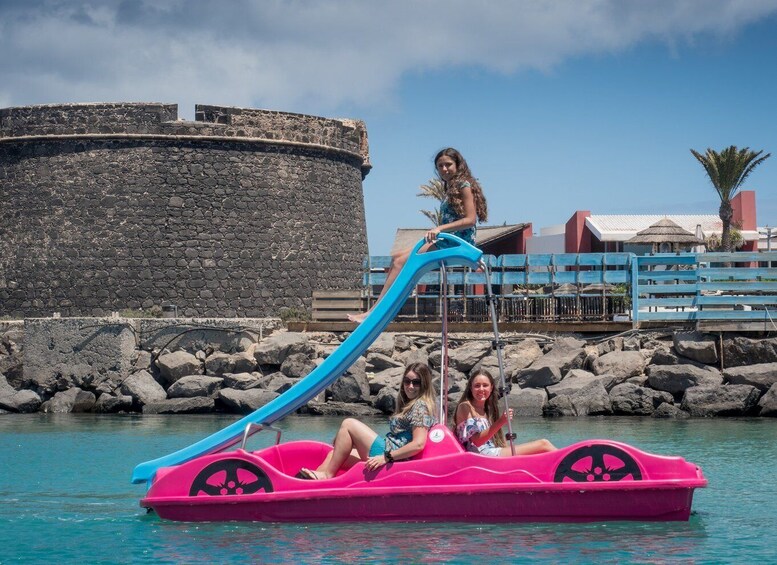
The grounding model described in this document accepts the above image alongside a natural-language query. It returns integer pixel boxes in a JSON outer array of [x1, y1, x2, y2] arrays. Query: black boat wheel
[[188, 459, 274, 496], [553, 444, 642, 483]]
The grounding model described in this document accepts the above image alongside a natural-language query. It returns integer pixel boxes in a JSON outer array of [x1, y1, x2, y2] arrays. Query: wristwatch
[[384, 450, 394, 462]]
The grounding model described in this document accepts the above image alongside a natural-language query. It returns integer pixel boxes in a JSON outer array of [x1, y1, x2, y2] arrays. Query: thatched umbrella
[[625, 218, 705, 253], [554, 283, 578, 295], [581, 283, 616, 293]]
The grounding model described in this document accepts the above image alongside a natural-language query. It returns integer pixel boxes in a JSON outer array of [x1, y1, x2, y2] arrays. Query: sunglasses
[[402, 377, 422, 387]]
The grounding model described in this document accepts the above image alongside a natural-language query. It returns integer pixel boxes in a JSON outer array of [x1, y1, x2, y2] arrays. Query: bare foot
[[347, 313, 367, 323]]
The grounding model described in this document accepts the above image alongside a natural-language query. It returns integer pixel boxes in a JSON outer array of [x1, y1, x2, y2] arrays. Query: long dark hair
[[434, 147, 488, 222], [457, 369, 505, 447]]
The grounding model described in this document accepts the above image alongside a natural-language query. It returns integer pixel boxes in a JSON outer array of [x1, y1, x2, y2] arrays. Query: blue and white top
[[439, 180, 476, 246], [384, 400, 436, 451]]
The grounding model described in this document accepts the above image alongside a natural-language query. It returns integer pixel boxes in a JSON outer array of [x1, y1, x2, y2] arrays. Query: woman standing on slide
[[349, 147, 488, 323]]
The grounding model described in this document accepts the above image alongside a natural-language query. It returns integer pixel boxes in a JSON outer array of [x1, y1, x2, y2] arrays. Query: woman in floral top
[[348, 147, 488, 323], [299, 363, 437, 479], [454, 369, 556, 457]]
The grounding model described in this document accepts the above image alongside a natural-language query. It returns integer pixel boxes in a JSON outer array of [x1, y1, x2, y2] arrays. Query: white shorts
[[478, 445, 502, 457]]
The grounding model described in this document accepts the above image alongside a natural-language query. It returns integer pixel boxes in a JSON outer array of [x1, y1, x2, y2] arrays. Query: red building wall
[[565, 211, 592, 253], [732, 190, 757, 252]]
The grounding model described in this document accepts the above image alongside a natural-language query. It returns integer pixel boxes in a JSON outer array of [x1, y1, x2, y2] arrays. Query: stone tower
[[0, 103, 371, 318]]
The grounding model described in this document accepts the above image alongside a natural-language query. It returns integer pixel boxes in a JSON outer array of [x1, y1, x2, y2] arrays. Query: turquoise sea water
[[1, 413, 775, 564]]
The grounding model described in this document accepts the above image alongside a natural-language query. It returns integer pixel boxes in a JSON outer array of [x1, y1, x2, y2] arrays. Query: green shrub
[[279, 307, 310, 322], [120, 306, 163, 318]]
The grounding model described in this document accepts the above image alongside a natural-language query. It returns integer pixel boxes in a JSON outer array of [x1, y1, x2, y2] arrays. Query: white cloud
[[2, 0, 777, 117]]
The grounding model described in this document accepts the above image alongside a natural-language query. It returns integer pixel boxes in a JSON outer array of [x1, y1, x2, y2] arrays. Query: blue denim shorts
[[369, 435, 386, 457]]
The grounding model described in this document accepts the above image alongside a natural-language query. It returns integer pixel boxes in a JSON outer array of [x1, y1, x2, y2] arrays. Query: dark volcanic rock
[[681, 384, 760, 417], [142, 397, 215, 414]]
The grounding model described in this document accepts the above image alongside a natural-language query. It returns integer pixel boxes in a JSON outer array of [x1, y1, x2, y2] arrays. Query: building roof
[[625, 218, 704, 245], [586, 214, 759, 242], [391, 224, 529, 254]]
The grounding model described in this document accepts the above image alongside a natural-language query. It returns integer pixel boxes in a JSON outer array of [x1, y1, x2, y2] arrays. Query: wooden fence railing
[[632, 251, 777, 330], [364, 253, 631, 323], [361, 251, 777, 329]]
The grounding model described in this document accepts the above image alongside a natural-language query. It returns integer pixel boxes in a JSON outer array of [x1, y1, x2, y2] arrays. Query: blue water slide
[[132, 234, 483, 485]]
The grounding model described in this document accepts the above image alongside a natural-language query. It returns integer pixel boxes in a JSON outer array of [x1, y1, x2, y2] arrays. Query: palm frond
[[417, 178, 446, 201], [690, 145, 771, 252], [691, 146, 771, 201], [420, 208, 442, 226]]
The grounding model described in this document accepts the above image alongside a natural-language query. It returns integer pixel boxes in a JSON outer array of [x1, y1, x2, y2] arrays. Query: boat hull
[[141, 426, 706, 523], [147, 486, 699, 523]]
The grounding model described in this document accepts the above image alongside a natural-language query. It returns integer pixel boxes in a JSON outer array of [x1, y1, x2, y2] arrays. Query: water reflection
[[138, 516, 709, 564]]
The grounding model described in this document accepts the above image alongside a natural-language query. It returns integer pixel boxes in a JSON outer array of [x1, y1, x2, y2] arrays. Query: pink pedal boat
[[135, 236, 706, 523], [141, 424, 706, 523]]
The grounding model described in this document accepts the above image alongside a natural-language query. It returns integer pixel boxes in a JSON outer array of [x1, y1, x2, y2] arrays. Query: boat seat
[[253, 440, 332, 476], [412, 425, 465, 460], [253, 426, 463, 474]]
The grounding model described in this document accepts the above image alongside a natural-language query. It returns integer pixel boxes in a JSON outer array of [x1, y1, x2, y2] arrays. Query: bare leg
[[499, 439, 557, 457], [314, 448, 362, 476], [314, 418, 378, 478], [349, 243, 433, 323]]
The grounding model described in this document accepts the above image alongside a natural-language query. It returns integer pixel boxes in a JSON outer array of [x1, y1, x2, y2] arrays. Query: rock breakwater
[[1, 319, 776, 418]]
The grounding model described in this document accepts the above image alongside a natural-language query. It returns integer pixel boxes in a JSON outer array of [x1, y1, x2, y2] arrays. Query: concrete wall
[[526, 224, 565, 254], [20, 317, 281, 398], [0, 103, 371, 318]]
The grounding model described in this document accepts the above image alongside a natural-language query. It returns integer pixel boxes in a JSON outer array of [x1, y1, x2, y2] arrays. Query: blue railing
[[364, 251, 777, 327], [365, 253, 631, 322], [632, 251, 777, 325]]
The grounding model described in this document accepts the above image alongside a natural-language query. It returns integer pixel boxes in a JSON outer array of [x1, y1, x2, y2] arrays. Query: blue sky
[[359, 15, 777, 253], [2, 1, 776, 254]]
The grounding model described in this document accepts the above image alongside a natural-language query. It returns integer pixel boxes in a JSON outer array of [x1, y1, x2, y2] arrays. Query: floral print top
[[455, 416, 496, 453], [385, 400, 437, 451]]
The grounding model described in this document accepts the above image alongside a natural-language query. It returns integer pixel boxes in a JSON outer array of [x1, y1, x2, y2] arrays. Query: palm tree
[[690, 146, 771, 251], [417, 178, 445, 226]]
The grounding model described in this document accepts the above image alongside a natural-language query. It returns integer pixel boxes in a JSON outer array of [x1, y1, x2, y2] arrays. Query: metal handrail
[[439, 261, 448, 424], [480, 258, 516, 455], [239, 422, 283, 450]]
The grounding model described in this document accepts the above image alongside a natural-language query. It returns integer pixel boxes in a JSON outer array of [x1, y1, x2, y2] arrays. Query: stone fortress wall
[[0, 103, 371, 318]]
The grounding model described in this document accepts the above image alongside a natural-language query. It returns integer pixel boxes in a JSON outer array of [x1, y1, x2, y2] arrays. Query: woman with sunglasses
[[299, 362, 437, 480]]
